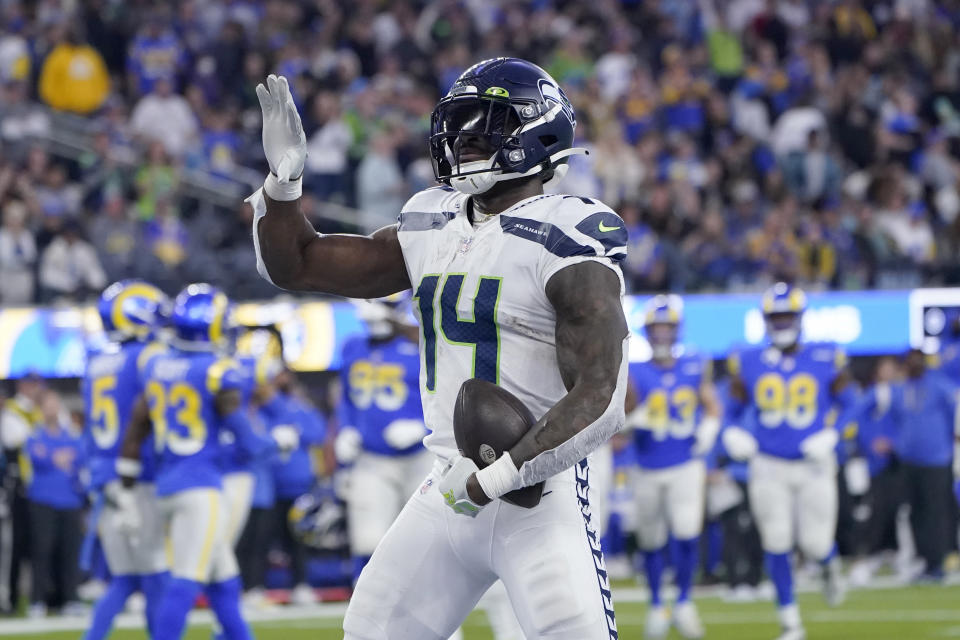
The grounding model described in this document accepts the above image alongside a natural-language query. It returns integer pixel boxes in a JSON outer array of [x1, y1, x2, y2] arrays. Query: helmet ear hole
[[538, 134, 558, 147]]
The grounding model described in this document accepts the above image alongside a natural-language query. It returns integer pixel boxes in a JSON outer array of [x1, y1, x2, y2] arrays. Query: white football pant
[[347, 450, 436, 556], [222, 471, 255, 548], [587, 443, 613, 537], [99, 482, 167, 575], [633, 459, 706, 550], [748, 453, 837, 559], [160, 488, 239, 583], [343, 459, 617, 640]]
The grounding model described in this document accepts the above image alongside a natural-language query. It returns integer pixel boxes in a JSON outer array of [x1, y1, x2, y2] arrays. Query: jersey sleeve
[[396, 186, 461, 288], [534, 197, 627, 294]]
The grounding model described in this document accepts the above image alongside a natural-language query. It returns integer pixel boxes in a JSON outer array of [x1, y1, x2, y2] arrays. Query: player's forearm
[[117, 396, 150, 488], [508, 348, 628, 486]]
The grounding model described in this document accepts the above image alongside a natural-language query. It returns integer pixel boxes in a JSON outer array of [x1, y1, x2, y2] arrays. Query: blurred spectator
[[142, 198, 189, 268], [0, 30, 30, 84], [0, 200, 36, 304], [0, 373, 44, 613], [38, 220, 107, 302], [130, 77, 198, 159], [38, 25, 110, 115], [88, 187, 138, 282], [201, 107, 241, 179], [356, 132, 406, 230], [126, 16, 186, 96], [0, 81, 50, 158], [782, 128, 841, 205], [134, 142, 179, 220], [23, 390, 86, 618], [305, 91, 353, 204]]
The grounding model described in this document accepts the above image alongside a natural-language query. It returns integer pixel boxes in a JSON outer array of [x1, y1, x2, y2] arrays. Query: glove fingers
[[285, 98, 303, 137], [266, 74, 282, 110], [255, 83, 271, 115]]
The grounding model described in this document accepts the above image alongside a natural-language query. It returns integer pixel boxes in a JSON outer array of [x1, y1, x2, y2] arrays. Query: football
[[453, 378, 545, 508]]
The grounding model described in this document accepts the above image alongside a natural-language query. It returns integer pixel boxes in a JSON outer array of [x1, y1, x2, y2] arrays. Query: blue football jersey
[[141, 349, 263, 497], [338, 335, 426, 456], [728, 342, 846, 460], [629, 354, 710, 469], [216, 354, 267, 475], [83, 340, 165, 490]]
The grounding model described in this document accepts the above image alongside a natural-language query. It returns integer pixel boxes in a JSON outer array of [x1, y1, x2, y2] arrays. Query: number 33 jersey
[[728, 342, 846, 460], [397, 186, 627, 461]]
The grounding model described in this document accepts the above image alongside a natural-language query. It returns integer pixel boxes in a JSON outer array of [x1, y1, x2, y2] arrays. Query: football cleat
[[644, 606, 670, 639], [672, 600, 705, 639], [823, 557, 847, 607]]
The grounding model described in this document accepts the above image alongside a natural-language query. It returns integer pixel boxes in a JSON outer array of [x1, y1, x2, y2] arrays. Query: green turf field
[[4, 583, 960, 639]]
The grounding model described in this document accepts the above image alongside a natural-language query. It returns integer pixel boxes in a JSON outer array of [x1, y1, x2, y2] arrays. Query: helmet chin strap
[[450, 148, 589, 195]]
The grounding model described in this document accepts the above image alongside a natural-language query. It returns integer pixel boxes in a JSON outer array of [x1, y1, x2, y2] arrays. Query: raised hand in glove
[[255, 74, 307, 200]]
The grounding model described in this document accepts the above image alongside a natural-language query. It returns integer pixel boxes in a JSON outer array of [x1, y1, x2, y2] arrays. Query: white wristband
[[263, 172, 302, 201], [475, 452, 522, 500], [115, 457, 142, 479]]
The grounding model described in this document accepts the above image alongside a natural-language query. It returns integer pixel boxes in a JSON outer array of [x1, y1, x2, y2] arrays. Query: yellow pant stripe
[[194, 490, 220, 581]]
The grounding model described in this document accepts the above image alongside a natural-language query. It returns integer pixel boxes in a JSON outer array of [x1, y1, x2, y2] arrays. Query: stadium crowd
[[0, 0, 958, 304]]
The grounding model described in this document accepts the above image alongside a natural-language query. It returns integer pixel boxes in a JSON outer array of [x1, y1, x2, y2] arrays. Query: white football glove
[[255, 74, 307, 200], [383, 419, 427, 451], [271, 424, 300, 454], [334, 427, 362, 465], [437, 453, 483, 518], [799, 429, 838, 462], [722, 426, 758, 461], [692, 415, 721, 456], [109, 486, 141, 537]]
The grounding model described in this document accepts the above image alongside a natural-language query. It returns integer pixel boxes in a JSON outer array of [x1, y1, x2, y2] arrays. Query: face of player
[[765, 311, 801, 350], [904, 349, 926, 378], [437, 98, 521, 170], [646, 322, 678, 360]]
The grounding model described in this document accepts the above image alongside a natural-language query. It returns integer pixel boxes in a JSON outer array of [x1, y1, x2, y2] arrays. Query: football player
[[626, 295, 720, 640], [117, 284, 296, 640], [338, 295, 524, 640], [251, 58, 628, 639], [84, 280, 170, 640], [723, 283, 854, 640]]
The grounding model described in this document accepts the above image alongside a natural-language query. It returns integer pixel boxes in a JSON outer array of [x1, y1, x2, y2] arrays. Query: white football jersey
[[397, 186, 627, 461]]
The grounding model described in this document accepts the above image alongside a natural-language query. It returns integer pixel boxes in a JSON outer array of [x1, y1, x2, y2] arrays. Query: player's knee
[[636, 526, 668, 551], [671, 513, 703, 541], [758, 527, 792, 554], [799, 532, 833, 561]]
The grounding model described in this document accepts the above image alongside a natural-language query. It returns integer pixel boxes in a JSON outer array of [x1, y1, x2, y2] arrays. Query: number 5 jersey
[[397, 186, 628, 462]]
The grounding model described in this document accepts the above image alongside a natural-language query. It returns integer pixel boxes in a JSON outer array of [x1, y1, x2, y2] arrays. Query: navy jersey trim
[[398, 210, 457, 232], [576, 459, 619, 639], [500, 215, 600, 260]]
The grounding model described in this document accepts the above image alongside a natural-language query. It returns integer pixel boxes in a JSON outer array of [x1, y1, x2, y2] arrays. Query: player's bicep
[[546, 260, 628, 393]]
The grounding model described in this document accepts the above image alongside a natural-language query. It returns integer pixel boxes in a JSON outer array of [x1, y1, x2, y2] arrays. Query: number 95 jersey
[[728, 342, 846, 460], [397, 186, 627, 461]]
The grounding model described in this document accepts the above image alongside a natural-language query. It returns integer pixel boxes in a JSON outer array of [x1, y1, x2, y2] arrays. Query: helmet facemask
[[645, 322, 679, 361], [765, 311, 802, 350]]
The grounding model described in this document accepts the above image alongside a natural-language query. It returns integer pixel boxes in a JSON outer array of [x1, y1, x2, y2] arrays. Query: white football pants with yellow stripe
[[222, 472, 255, 548], [99, 482, 168, 575], [160, 488, 239, 583]]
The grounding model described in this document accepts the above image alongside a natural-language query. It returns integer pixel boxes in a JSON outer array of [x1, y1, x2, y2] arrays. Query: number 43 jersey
[[629, 355, 710, 470], [728, 342, 846, 460], [397, 186, 627, 461]]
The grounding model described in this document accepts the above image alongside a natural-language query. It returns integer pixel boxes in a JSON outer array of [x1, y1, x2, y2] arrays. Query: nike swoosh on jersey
[[597, 222, 621, 232]]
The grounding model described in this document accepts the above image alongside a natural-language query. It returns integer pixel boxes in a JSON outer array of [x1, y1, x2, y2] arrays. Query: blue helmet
[[643, 294, 683, 360], [98, 280, 170, 341], [761, 282, 806, 349], [288, 484, 348, 552], [170, 283, 234, 349], [430, 57, 585, 195]]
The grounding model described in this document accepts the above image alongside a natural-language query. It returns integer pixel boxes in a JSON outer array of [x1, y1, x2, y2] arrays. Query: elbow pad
[[516, 336, 629, 488], [245, 187, 276, 286]]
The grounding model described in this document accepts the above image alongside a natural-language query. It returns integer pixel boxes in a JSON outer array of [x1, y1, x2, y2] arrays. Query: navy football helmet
[[430, 57, 586, 194]]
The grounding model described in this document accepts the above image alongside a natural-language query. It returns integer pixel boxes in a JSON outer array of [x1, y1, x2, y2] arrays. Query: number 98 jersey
[[728, 343, 845, 460], [629, 355, 710, 469], [397, 186, 626, 461], [139, 349, 246, 496]]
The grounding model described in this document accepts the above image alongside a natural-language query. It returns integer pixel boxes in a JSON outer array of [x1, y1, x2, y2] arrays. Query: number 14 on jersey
[[414, 274, 502, 391]]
